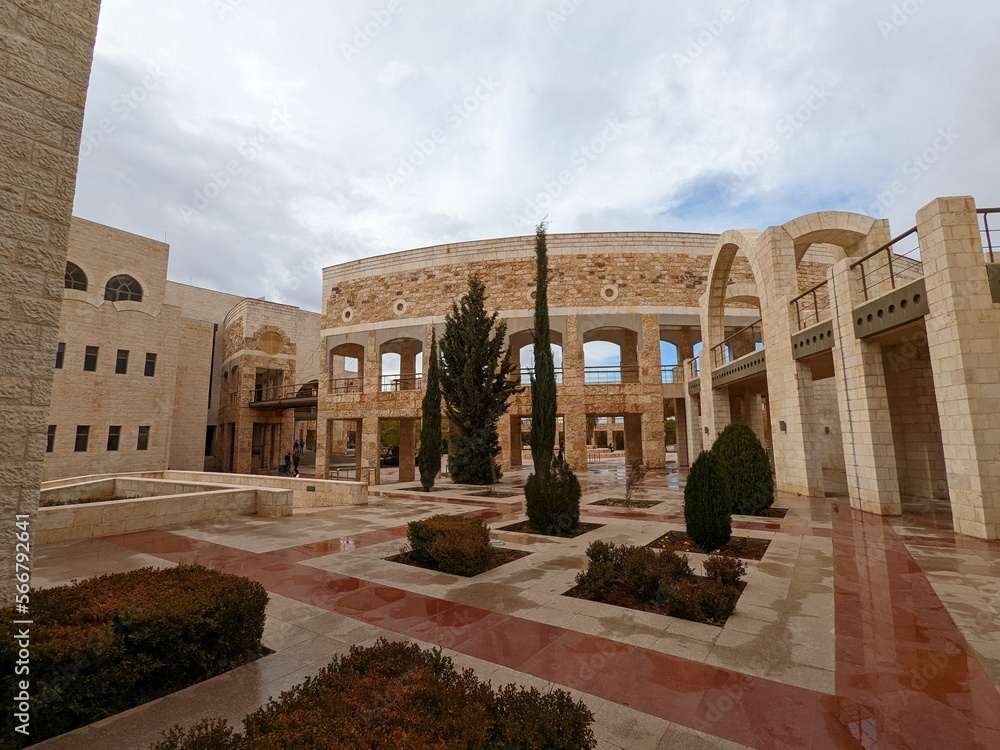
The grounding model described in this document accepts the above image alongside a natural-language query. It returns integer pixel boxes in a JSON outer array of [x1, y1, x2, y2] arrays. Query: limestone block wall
[[0, 0, 102, 599], [317, 232, 793, 475], [881, 332, 948, 501], [36, 484, 287, 545]]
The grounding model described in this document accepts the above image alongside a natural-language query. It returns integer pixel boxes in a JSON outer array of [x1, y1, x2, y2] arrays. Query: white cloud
[[73, 0, 1000, 311]]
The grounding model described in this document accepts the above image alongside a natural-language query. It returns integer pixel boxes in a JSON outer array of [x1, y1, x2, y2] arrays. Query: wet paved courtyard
[[32, 463, 1000, 749]]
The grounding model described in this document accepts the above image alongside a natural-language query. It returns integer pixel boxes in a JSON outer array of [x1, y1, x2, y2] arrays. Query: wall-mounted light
[[779, 421, 787, 432], [825, 426, 831, 434]]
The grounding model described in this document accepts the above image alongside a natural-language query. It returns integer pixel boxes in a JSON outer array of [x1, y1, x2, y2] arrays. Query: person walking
[[292, 449, 300, 477], [283, 453, 291, 474]]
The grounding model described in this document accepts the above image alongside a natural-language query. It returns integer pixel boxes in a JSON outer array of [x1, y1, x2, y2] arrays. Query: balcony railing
[[790, 280, 831, 331], [661, 365, 683, 384], [584, 365, 640, 384], [711, 319, 762, 370], [979, 207, 1000, 262], [380, 373, 424, 392], [330, 377, 362, 395], [519, 367, 564, 385], [850, 226, 923, 301], [252, 382, 318, 403], [688, 357, 700, 380]]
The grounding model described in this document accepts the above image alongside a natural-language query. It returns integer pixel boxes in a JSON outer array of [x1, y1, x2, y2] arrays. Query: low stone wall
[[36, 485, 290, 545], [153, 471, 368, 508]]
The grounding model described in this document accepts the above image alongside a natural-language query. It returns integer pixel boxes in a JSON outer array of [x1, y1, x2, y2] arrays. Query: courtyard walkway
[[32, 467, 1000, 749]]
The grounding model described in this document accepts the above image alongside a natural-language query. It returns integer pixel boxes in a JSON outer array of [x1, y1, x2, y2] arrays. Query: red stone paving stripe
[[105, 505, 1000, 749], [832, 501, 1000, 749], [105, 528, 838, 748]]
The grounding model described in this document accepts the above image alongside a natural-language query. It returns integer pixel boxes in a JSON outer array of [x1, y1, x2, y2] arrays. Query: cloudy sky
[[73, 0, 1000, 313]]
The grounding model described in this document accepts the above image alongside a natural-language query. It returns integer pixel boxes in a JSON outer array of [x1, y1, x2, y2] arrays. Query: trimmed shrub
[[703, 555, 747, 588], [0, 566, 267, 748], [152, 639, 596, 750], [524, 458, 582, 535], [712, 422, 774, 515], [407, 515, 494, 576], [574, 541, 693, 605], [572, 543, 743, 625], [683, 451, 732, 553]]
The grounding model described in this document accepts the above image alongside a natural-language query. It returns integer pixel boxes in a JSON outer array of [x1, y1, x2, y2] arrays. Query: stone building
[[44, 217, 329, 481], [689, 198, 1000, 540], [315, 231, 835, 484]]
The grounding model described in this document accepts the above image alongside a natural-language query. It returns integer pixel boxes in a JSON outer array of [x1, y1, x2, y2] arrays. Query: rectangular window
[[107, 425, 121, 451], [55, 343, 66, 369], [115, 350, 129, 374], [144, 353, 157, 377], [137, 425, 150, 451], [74, 425, 90, 452], [205, 425, 216, 456], [46, 425, 56, 453], [84, 346, 99, 372]]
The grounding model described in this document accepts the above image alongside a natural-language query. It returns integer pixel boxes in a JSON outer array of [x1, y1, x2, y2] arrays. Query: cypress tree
[[438, 277, 521, 484], [524, 221, 582, 534], [683, 450, 732, 552], [530, 220, 556, 477], [712, 422, 774, 514], [417, 331, 442, 491]]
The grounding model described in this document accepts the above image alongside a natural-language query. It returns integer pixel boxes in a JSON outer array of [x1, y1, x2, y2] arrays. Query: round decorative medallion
[[342, 307, 355, 322], [601, 284, 619, 302]]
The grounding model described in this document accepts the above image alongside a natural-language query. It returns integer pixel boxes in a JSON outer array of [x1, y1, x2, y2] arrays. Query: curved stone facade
[[316, 231, 831, 482]]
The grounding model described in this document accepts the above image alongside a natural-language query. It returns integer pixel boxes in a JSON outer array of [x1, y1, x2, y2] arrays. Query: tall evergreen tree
[[438, 277, 521, 484], [530, 221, 556, 478], [525, 221, 582, 534], [417, 330, 442, 491]]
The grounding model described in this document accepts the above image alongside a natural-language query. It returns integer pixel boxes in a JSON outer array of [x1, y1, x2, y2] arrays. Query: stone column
[[639, 315, 665, 468], [0, 1, 102, 600], [398, 417, 416, 482], [830, 258, 901, 515], [683, 360, 704, 460], [498, 412, 513, 471], [508, 415, 522, 467], [917, 197, 1000, 539], [674, 399, 689, 467], [562, 315, 588, 471], [624, 413, 642, 464], [363, 331, 379, 395], [316, 419, 330, 479], [360, 416, 380, 486]]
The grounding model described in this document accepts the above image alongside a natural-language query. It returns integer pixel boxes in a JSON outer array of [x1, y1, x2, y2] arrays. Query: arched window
[[104, 275, 143, 302], [65, 262, 87, 291]]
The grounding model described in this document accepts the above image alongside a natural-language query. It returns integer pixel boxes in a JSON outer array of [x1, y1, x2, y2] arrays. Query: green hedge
[[407, 514, 494, 576], [0, 565, 267, 748], [152, 638, 595, 749]]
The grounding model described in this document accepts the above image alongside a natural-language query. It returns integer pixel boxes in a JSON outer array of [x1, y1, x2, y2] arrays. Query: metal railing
[[330, 377, 362, 395], [519, 367, 564, 385], [660, 365, 683, 384], [711, 319, 762, 369], [790, 280, 831, 331], [584, 365, 640, 384], [380, 373, 424, 392], [850, 226, 923, 301], [328, 465, 376, 483], [979, 208, 1000, 262], [252, 382, 318, 403], [688, 356, 700, 380]]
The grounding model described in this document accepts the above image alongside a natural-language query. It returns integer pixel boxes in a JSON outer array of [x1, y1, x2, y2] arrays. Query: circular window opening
[[601, 284, 619, 302], [393, 300, 408, 316], [342, 307, 354, 322], [527, 289, 537, 303], [259, 331, 283, 355]]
